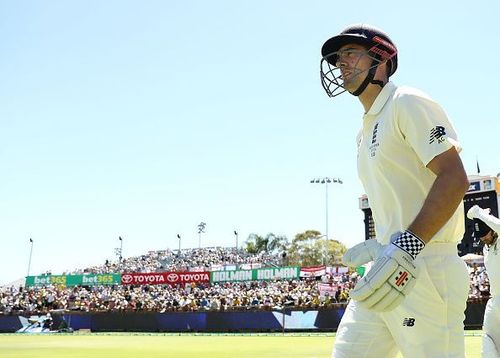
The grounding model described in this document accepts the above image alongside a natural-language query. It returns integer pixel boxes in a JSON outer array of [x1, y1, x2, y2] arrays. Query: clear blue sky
[[1, 1, 498, 285]]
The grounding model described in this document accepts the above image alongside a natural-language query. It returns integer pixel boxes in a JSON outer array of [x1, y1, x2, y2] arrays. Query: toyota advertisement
[[120, 272, 210, 286]]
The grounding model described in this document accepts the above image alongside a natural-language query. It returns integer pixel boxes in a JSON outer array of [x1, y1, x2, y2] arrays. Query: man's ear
[[374, 60, 389, 81]]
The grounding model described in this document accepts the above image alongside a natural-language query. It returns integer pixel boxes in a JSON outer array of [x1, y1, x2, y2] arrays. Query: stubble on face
[[337, 45, 370, 93], [342, 68, 364, 93]]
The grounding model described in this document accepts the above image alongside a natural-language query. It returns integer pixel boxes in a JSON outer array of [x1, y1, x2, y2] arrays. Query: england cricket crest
[[369, 122, 380, 157]]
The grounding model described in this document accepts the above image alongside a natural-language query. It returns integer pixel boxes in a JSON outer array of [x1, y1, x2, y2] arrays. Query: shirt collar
[[365, 81, 397, 116]]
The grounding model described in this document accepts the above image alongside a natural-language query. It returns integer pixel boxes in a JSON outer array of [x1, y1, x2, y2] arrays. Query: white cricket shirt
[[357, 82, 464, 245], [477, 212, 500, 296], [484, 242, 500, 297]]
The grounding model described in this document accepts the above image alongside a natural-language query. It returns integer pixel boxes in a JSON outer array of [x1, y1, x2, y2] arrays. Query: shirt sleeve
[[477, 211, 500, 235], [395, 91, 461, 166]]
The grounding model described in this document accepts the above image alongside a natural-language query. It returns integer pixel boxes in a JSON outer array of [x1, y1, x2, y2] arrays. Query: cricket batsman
[[467, 205, 500, 358], [320, 24, 470, 357]]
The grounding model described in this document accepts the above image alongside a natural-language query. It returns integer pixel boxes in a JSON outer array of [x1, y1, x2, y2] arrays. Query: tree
[[265, 233, 289, 254], [286, 230, 347, 266], [287, 230, 322, 266], [327, 239, 347, 265], [244, 233, 266, 254], [244, 233, 289, 254]]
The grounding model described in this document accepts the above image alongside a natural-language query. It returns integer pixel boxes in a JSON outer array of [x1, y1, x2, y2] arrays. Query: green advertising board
[[25, 274, 121, 287], [211, 266, 300, 283], [211, 270, 253, 283], [253, 266, 300, 281], [355, 266, 366, 277]]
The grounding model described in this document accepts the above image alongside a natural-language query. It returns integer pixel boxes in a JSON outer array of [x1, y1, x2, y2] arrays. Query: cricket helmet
[[320, 24, 398, 97]]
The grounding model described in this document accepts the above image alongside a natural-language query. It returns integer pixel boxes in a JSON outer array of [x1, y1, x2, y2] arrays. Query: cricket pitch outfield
[[0, 332, 483, 358]]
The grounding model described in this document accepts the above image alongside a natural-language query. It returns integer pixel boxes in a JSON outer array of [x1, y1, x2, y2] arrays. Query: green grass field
[[0, 332, 483, 358]]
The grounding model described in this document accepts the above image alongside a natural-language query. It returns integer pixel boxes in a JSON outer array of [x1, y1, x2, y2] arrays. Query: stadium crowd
[[72, 247, 283, 275], [468, 261, 490, 302], [0, 247, 356, 315], [0, 247, 490, 315]]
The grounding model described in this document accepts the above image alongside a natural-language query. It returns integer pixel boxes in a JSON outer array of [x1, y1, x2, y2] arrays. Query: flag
[[476, 159, 481, 174], [29, 238, 33, 243], [300, 265, 326, 278]]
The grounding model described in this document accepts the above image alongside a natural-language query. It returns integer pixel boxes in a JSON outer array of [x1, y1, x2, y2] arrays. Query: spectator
[[1, 247, 358, 314]]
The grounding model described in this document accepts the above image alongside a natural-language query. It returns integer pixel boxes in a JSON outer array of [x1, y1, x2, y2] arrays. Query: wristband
[[392, 230, 425, 259]]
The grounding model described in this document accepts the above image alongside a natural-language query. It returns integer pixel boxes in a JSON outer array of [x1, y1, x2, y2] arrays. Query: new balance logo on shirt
[[429, 126, 446, 144], [403, 318, 415, 327]]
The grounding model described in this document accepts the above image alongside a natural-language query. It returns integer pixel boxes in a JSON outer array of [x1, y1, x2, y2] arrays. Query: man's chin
[[344, 84, 358, 94]]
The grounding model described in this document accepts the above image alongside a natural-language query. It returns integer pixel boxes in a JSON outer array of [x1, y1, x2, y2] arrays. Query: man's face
[[335, 43, 372, 93], [480, 230, 498, 246]]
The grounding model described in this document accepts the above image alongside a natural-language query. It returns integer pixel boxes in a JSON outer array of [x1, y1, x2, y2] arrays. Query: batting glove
[[349, 230, 425, 312], [467, 205, 489, 220], [342, 239, 384, 268]]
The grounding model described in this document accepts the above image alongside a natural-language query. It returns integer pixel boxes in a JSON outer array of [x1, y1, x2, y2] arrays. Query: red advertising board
[[121, 271, 210, 285]]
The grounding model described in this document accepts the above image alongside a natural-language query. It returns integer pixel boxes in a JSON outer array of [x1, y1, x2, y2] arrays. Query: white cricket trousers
[[332, 243, 469, 358], [482, 297, 500, 358]]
